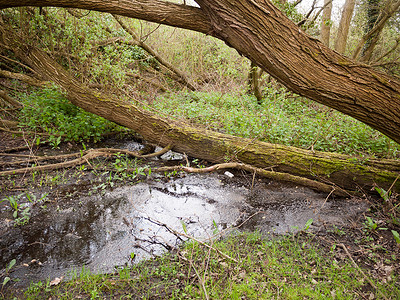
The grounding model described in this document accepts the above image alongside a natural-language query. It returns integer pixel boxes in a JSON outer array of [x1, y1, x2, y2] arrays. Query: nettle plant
[[18, 86, 121, 147]]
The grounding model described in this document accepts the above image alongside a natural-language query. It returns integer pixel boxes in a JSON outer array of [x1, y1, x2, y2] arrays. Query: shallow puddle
[[0, 171, 369, 289]]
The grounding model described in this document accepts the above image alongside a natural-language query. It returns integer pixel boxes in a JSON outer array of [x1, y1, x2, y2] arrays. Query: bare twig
[[373, 38, 400, 64], [0, 54, 37, 74], [0, 90, 23, 108], [0, 144, 173, 175], [143, 216, 239, 263], [190, 260, 210, 300], [382, 173, 400, 199], [338, 243, 389, 300]]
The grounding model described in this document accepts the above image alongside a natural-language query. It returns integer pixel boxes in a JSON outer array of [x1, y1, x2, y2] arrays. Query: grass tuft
[[19, 231, 400, 299]]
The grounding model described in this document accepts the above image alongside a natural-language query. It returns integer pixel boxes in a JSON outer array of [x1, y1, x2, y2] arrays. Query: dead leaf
[[50, 276, 64, 286]]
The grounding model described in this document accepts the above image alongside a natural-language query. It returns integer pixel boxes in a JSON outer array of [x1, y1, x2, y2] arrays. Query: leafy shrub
[[18, 86, 121, 145], [154, 89, 400, 158]]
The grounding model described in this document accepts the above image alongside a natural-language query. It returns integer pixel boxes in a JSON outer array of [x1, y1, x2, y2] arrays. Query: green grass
[[19, 231, 399, 299], [153, 89, 400, 158]]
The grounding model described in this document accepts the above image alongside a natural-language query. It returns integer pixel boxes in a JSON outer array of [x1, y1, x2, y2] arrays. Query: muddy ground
[[0, 132, 399, 296]]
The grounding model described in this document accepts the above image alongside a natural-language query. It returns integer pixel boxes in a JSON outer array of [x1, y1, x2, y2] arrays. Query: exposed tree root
[[0, 150, 110, 176], [146, 163, 350, 197], [0, 144, 172, 176], [0, 145, 349, 196]]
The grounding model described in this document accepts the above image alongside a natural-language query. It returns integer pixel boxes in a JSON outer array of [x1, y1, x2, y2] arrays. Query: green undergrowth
[[154, 89, 400, 158], [19, 231, 399, 299], [16, 86, 124, 147]]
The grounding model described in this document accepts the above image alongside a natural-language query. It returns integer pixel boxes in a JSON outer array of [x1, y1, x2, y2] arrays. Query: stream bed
[[0, 144, 370, 290]]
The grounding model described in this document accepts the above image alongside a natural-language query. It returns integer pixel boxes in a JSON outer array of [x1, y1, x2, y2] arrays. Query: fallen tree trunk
[[1, 1, 400, 145], [2, 27, 399, 194]]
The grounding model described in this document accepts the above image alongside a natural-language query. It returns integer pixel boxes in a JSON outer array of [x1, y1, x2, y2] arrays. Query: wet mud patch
[[0, 171, 369, 290], [242, 182, 368, 234]]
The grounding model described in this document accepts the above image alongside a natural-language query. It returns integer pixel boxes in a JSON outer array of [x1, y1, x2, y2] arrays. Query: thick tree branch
[[0, 0, 212, 35], [195, 0, 400, 144], [0, 70, 48, 87]]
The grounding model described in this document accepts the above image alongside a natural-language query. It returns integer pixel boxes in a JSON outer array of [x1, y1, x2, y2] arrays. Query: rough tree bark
[[1, 0, 400, 144]]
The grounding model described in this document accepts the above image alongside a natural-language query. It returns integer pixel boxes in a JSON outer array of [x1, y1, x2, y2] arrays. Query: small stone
[[224, 171, 234, 178]]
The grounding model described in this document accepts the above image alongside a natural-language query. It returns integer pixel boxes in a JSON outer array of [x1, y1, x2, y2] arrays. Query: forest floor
[[0, 132, 399, 299]]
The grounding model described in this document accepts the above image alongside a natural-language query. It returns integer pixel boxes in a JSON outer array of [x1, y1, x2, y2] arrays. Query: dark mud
[[0, 137, 370, 291]]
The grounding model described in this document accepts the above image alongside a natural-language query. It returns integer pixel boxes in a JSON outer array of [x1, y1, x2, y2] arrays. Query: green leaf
[[374, 186, 389, 201], [2, 277, 10, 286], [181, 220, 188, 234], [7, 259, 16, 271], [392, 230, 400, 244], [304, 218, 313, 231]]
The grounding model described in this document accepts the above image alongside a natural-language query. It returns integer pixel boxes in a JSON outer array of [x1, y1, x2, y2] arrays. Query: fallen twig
[[338, 243, 389, 300], [143, 216, 239, 263], [0, 150, 109, 176], [1, 144, 350, 196], [0, 144, 173, 176]]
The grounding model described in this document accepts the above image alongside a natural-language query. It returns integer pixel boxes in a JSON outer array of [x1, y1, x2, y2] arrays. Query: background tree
[[335, 0, 356, 53], [320, 0, 333, 46]]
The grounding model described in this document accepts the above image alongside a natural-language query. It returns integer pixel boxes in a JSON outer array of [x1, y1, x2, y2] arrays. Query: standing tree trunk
[[362, 0, 381, 61], [320, 0, 333, 46], [356, 0, 400, 62], [334, 0, 356, 54]]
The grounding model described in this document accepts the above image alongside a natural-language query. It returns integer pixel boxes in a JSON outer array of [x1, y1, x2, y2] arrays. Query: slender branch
[[141, 162, 350, 196], [0, 54, 37, 74], [0, 70, 48, 87], [113, 15, 196, 91], [298, 0, 332, 27], [338, 244, 389, 300], [372, 38, 400, 64], [352, 0, 400, 60]]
